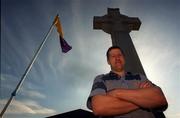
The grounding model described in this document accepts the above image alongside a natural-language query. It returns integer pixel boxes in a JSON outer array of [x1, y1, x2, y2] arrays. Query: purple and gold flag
[[53, 15, 72, 53]]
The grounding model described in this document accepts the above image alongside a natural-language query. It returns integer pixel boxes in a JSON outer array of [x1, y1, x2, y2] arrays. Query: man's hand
[[138, 81, 154, 88]]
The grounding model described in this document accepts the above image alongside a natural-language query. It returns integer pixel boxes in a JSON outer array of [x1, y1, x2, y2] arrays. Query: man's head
[[106, 46, 125, 72]]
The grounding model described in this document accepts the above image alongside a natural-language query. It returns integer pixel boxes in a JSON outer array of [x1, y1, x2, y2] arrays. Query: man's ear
[[107, 59, 110, 65]]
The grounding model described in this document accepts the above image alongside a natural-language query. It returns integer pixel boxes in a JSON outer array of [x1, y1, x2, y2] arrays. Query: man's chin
[[114, 68, 124, 72]]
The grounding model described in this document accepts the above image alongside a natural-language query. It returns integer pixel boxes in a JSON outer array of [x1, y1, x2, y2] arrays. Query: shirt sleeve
[[86, 74, 107, 110]]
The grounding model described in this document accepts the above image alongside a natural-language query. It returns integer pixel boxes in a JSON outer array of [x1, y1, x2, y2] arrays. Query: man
[[87, 46, 168, 118]]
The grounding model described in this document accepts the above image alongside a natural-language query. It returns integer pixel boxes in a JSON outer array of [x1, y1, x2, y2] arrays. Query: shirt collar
[[109, 71, 133, 79]]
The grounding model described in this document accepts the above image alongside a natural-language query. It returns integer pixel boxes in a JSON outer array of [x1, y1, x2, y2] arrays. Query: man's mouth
[[115, 62, 122, 64]]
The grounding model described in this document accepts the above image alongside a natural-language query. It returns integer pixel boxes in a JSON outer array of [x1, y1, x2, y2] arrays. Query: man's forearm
[[91, 95, 139, 116], [108, 87, 167, 109]]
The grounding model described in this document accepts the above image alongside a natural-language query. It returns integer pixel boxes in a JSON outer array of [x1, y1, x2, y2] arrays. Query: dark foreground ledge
[[46, 109, 98, 118]]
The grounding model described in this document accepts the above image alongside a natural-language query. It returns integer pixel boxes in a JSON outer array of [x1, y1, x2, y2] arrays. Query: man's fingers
[[139, 81, 153, 88]]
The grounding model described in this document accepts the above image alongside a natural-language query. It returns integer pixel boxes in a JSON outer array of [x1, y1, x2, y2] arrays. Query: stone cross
[[94, 8, 145, 75]]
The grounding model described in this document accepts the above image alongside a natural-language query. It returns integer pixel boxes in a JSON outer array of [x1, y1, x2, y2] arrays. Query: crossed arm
[[91, 82, 168, 116], [92, 94, 139, 116]]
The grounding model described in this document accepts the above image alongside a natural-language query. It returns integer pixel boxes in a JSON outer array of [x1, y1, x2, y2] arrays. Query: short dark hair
[[106, 46, 125, 59]]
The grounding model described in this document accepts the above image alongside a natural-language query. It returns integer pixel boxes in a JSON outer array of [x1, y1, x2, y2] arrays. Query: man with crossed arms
[[87, 46, 168, 118]]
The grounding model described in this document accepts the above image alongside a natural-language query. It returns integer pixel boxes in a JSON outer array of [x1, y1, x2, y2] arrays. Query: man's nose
[[115, 56, 121, 60]]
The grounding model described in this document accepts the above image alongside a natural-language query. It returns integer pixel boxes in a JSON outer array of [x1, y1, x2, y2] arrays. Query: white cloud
[[166, 113, 180, 118], [21, 89, 46, 99], [22, 100, 56, 114], [0, 99, 56, 115], [0, 100, 35, 114], [1, 73, 46, 99]]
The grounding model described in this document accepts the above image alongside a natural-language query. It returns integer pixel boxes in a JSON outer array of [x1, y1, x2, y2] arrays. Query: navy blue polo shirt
[[87, 71, 156, 118]]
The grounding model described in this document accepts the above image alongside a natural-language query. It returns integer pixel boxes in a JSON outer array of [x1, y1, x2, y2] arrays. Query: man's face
[[107, 48, 125, 72]]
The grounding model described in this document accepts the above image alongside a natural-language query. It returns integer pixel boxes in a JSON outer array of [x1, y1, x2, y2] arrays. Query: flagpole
[[0, 20, 55, 118]]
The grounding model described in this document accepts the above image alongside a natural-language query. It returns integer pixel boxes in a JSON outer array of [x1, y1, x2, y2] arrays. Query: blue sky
[[1, 0, 180, 118]]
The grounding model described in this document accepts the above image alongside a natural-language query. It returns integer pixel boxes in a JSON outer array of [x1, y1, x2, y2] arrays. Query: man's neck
[[112, 70, 125, 77]]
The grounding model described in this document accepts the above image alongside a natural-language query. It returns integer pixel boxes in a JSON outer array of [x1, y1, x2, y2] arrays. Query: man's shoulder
[[127, 72, 145, 76], [126, 72, 147, 80], [94, 73, 110, 81]]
